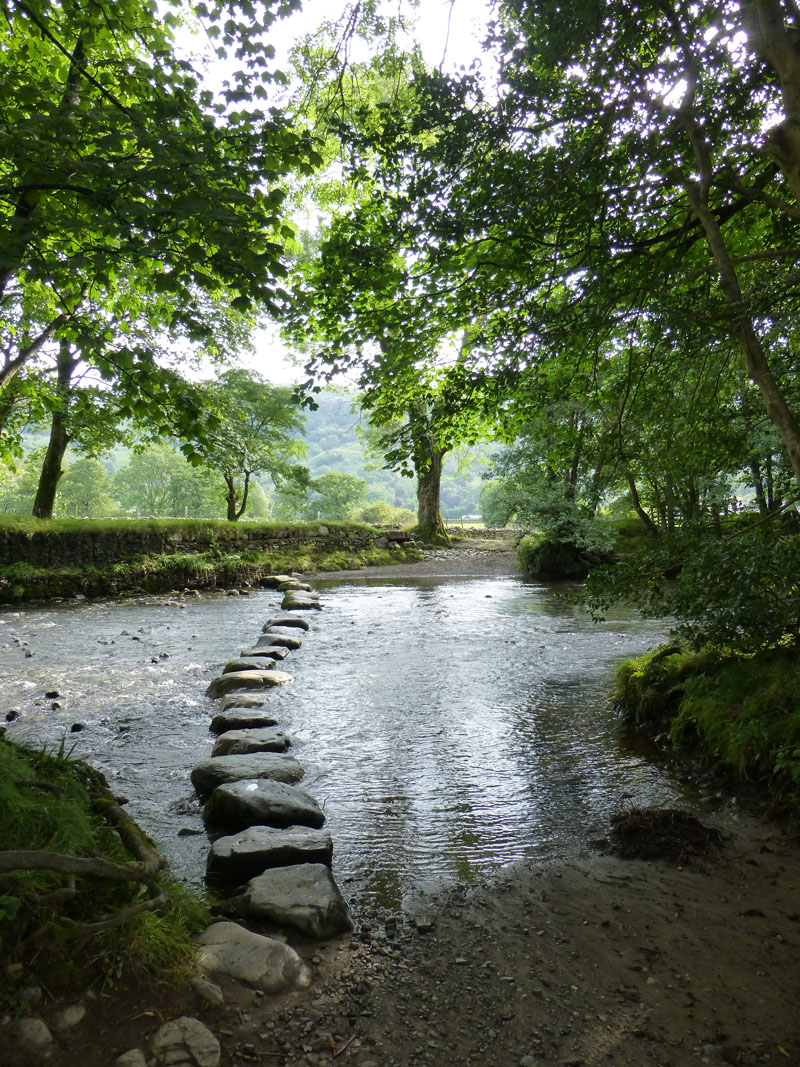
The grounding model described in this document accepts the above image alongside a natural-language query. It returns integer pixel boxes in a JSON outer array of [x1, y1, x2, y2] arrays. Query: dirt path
[[9, 543, 800, 1067]]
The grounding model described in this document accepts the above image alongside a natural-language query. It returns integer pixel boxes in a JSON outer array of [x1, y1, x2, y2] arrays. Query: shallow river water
[[0, 568, 685, 914]]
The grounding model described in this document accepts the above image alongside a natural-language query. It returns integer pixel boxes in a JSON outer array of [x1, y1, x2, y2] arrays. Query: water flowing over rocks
[[207, 825, 333, 883], [203, 778, 326, 831], [190, 752, 304, 793]]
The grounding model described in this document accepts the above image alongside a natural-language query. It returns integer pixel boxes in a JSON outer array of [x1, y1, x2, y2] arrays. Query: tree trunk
[[32, 341, 77, 519], [416, 448, 448, 541], [625, 471, 658, 534], [750, 458, 768, 514]]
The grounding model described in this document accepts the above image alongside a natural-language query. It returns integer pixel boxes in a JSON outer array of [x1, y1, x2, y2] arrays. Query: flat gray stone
[[255, 631, 302, 650], [195, 921, 312, 993], [151, 1016, 220, 1067], [241, 644, 290, 660], [205, 669, 292, 699], [191, 753, 303, 795], [211, 727, 290, 756], [263, 615, 310, 632], [115, 1052, 148, 1067], [210, 708, 280, 734], [14, 1016, 53, 1051], [207, 825, 333, 883], [220, 693, 265, 710], [222, 657, 277, 674], [204, 779, 325, 831], [237, 863, 353, 939], [276, 579, 314, 592]]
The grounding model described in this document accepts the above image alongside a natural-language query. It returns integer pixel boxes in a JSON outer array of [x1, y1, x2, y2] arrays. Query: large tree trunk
[[32, 341, 78, 519], [416, 447, 448, 542], [224, 470, 250, 521]]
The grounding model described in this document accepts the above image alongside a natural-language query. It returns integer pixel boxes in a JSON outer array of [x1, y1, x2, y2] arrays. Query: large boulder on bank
[[211, 727, 290, 757], [191, 753, 303, 795], [256, 631, 302, 650], [195, 921, 312, 993], [207, 825, 333, 883], [206, 669, 292, 699], [262, 615, 310, 632], [210, 708, 279, 734], [235, 863, 353, 939], [204, 779, 325, 831], [222, 657, 276, 674]]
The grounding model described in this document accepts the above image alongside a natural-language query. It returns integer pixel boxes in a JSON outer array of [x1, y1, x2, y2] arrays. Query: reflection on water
[[0, 574, 683, 912]]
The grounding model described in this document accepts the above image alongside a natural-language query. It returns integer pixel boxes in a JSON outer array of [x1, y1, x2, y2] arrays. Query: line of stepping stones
[[190, 575, 354, 999]]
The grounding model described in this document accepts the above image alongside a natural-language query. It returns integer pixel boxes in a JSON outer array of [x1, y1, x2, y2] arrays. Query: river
[[0, 564, 685, 916]]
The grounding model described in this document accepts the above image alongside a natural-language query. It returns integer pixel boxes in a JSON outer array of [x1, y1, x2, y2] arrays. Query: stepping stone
[[211, 727, 290, 756], [210, 708, 280, 735], [195, 921, 311, 994], [262, 615, 310, 632], [204, 779, 325, 831], [282, 594, 323, 611], [207, 825, 333, 883], [241, 645, 290, 660], [191, 753, 304, 795], [255, 631, 302, 650], [276, 579, 314, 592], [236, 863, 353, 940], [223, 657, 277, 674], [206, 669, 292, 699], [220, 693, 265, 710]]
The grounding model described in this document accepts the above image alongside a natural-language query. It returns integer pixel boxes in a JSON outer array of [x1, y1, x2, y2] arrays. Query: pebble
[[53, 1004, 86, 1028], [14, 1016, 53, 1051], [115, 1051, 148, 1067]]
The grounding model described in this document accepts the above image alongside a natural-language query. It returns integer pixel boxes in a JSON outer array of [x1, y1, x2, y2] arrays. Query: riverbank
[[8, 803, 799, 1066]]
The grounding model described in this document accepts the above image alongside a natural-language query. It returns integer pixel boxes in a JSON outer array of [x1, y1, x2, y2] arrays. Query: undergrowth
[[614, 643, 800, 804]]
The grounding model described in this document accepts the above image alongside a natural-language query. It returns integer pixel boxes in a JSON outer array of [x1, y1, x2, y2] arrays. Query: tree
[[112, 444, 188, 517], [197, 369, 306, 522], [58, 457, 114, 518], [305, 472, 367, 521], [0, 0, 319, 455]]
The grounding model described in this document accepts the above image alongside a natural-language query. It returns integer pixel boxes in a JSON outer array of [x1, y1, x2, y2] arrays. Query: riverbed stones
[[207, 825, 333, 883], [242, 644, 290, 660], [282, 593, 323, 611], [256, 630, 302, 650], [190, 753, 304, 794], [211, 727, 290, 757], [195, 921, 312, 993], [222, 657, 277, 674], [235, 863, 353, 939], [205, 668, 293, 699], [263, 614, 310, 631], [220, 693, 265, 710], [151, 1016, 220, 1067], [210, 708, 280, 734], [204, 779, 325, 831]]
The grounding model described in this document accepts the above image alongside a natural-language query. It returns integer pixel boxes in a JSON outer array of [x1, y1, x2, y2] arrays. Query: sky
[[213, 0, 493, 386]]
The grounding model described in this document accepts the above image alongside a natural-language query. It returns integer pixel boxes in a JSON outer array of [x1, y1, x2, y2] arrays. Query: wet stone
[[210, 708, 280, 734], [282, 595, 323, 612], [262, 614, 310, 632], [257, 630, 303, 650], [237, 863, 354, 940], [204, 779, 325, 831], [205, 669, 293, 699], [220, 693, 265, 711], [222, 657, 277, 674], [207, 825, 334, 884], [190, 752, 304, 795], [211, 727, 290, 757], [241, 645, 291, 660]]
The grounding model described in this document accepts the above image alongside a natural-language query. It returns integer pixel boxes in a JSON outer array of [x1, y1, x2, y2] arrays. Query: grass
[[614, 643, 800, 804], [0, 738, 209, 999]]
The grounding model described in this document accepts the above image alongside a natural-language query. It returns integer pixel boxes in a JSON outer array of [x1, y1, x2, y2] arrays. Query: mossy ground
[[0, 738, 208, 1006], [614, 642, 800, 806]]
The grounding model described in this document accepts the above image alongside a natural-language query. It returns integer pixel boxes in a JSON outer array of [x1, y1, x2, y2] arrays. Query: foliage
[[305, 471, 368, 521], [57, 457, 114, 518], [614, 644, 800, 804]]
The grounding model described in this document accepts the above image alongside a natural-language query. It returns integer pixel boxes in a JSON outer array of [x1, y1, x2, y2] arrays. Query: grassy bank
[[0, 738, 207, 1006], [614, 643, 800, 807], [0, 516, 422, 603]]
